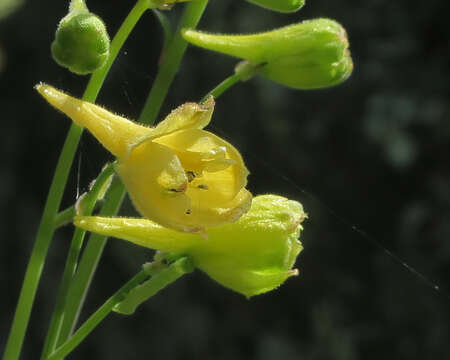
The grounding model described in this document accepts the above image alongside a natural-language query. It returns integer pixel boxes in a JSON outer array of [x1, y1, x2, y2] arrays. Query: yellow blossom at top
[[36, 84, 252, 233]]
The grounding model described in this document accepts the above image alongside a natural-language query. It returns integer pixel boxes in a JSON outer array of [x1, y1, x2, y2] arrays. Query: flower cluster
[[36, 84, 305, 296], [37, 0, 354, 297]]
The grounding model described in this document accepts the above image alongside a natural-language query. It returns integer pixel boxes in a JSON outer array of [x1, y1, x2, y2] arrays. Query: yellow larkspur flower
[[36, 84, 251, 233], [75, 194, 306, 297]]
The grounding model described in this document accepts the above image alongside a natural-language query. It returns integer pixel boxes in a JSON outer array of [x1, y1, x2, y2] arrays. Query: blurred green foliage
[[0, 0, 23, 20]]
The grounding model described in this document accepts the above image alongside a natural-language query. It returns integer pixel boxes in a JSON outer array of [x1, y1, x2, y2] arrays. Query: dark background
[[1, 0, 450, 359]]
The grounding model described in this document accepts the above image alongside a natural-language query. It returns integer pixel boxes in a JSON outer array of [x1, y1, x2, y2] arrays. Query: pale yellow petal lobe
[[151, 96, 215, 138]]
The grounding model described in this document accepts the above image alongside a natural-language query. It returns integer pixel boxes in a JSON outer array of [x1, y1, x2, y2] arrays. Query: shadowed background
[[1, 0, 449, 359]]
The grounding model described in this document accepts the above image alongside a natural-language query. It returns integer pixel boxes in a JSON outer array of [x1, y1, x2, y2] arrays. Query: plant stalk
[[40, 164, 116, 359], [2, 2, 150, 359], [48, 258, 192, 360], [138, 0, 210, 125]]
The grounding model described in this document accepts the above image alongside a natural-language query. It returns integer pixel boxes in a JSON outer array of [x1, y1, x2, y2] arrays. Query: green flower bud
[[51, 0, 110, 75], [75, 194, 306, 298], [246, 0, 305, 13], [183, 18, 353, 90]]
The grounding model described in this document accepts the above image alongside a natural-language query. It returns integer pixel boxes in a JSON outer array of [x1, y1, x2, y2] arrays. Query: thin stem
[[200, 72, 241, 103], [57, 179, 125, 346], [69, 0, 88, 13], [47, 269, 149, 360], [2, 124, 83, 360], [138, 0, 210, 125], [41, 163, 116, 359], [2, 2, 149, 360], [54, 207, 76, 229], [56, 0, 210, 347], [48, 258, 193, 360], [152, 10, 173, 49], [83, 0, 151, 102], [114, 258, 193, 315]]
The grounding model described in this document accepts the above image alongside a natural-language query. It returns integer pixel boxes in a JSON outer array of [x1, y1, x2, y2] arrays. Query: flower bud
[[246, 0, 305, 13], [183, 18, 353, 90], [51, 0, 110, 75], [74, 194, 306, 297]]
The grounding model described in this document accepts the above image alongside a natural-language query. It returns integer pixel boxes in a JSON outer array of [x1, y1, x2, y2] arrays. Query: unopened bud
[[183, 18, 353, 90], [51, 0, 110, 75]]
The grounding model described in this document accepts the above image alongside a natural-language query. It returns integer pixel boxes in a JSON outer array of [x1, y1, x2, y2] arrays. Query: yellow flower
[[75, 194, 306, 297], [36, 84, 251, 233]]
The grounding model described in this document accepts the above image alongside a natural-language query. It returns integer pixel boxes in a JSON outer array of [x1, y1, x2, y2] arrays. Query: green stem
[[2, 2, 149, 360], [55, 0, 210, 347], [69, 0, 88, 13], [138, 0, 210, 125], [200, 72, 241, 103], [152, 10, 173, 49], [83, 0, 151, 102], [48, 258, 192, 360], [41, 163, 116, 359], [114, 257, 194, 315], [47, 269, 149, 360], [57, 179, 125, 346], [54, 207, 76, 229], [2, 124, 81, 360]]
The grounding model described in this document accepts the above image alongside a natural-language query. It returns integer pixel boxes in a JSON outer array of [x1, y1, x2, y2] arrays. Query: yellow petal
[[115, 140, 199, 232], [152, 96, 214, 137], [154, 129, 249, 206], [130, 96, 215, 152], [187, 188, 253, 228], [118, 136, 252, 231], [35, 83, 150, 158]]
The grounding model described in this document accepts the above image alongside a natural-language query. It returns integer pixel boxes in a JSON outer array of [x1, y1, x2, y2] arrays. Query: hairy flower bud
[[75, 194, 306, 297], [246, 0, 305, 13], [51, 0, 110, 75], [183, 18, 353, 90]]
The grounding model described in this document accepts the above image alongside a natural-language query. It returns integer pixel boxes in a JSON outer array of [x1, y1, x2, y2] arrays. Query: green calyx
[[246, 0, 305, 13], [74, 195, 306, 298], [182, 18, 353, 90], [195, 194, 306, 297], [51, 1, 110, 75]]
